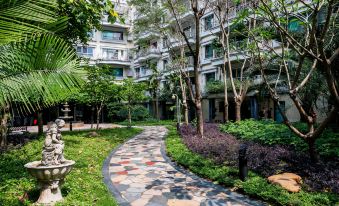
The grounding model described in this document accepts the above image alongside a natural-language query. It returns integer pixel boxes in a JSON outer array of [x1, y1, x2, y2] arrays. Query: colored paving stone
[[103, 126, 264, 206]]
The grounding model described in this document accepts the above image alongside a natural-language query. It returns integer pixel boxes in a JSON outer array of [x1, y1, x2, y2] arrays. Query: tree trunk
[[183, 100, 189, 125], [193, 12, 204, 137], [224, 102, 229, 123], [0, 112, 9, 148], [308, 138, 319, 163], [156, 95, 159, 120], [128, 107, 132, 128], [38, 111, 43, 136], [196, 100, 204, 137], [90, 106, 94, 129], [235, 100, 241, 122], [96, 108, 100, 130]]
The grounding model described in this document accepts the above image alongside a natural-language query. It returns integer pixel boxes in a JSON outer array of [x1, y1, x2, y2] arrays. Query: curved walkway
[[103, 126, 264, 206]]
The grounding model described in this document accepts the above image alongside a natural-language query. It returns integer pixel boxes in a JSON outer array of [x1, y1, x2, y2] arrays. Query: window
[[102, 31, 123, 41], [183, 26, 192, 37], [113, 68, 123, 77], [204, 14, 214, 31], [102, 48, 119, 60], [163, 59, 168, 70], [87, 31, 94, 38], [205, 72, 215, 82], [205, 44, 213, 59], [163, 37, 168, 48], [135, 68, 140, 77], [77, 46, 94, 57]]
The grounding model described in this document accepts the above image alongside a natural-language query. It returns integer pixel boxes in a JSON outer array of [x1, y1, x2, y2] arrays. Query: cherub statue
[[41, 119, 67, 166]]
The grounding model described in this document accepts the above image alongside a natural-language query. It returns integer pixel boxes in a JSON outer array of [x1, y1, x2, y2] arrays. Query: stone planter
[[24, 160, 75, 205]]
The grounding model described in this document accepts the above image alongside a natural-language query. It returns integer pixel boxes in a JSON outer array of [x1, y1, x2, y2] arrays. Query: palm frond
[[0, 35, 85, 113], [0, 0, 59, 45]]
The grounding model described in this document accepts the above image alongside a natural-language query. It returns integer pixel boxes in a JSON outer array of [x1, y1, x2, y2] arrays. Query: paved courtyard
[[103, 126, 264, 206]]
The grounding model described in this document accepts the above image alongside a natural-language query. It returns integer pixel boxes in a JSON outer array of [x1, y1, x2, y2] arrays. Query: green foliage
[[109, 104, 150, 121], [116, 119, 175, 126], [0, 34, 84, 113], [0, 0, 84, 113], [0, 128, 141, 205], [205, 80, 244, 94], [220, 119, 339, 158], [57, 0, 120, 44], [165, 126, 338, 206], [73, 66, 118, 106], [120, 78, 148, 106], [0, 0, 60, 45]]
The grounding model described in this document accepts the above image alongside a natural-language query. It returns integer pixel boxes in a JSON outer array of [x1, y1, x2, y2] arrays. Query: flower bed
[[180, 124, 339, 194]]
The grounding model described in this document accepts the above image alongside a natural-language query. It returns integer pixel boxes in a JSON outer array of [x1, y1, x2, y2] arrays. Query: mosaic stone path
[[103, 126, 264, 206]]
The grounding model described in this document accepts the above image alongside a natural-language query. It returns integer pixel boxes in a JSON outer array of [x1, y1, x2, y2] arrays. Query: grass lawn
[[165, 126, 338, 206], [0, 128, 142, 206]]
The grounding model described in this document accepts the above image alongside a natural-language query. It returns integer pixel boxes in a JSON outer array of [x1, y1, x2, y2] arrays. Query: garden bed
[[166, 125, 338, 206], [0, 128, 142, 205]]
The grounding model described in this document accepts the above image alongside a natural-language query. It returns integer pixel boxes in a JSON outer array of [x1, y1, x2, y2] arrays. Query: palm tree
[[0, 0, 84, 147]]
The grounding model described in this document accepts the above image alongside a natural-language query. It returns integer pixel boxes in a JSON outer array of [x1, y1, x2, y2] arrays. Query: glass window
[[183, 26, 192, 37], [76, 46, 94, 57], [113, 68, 124, 77], [205, 72, 215, 82], [102, 31, 123, 41], [205, 44, 213, 59], [102, 48, 119, 60], [204, 15, 214, 31], [87, 31, 94, 38]]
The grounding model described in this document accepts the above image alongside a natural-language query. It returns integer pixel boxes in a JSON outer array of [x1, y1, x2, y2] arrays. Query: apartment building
[[130, 0, 332, 123], [76, 0, 134, 82]]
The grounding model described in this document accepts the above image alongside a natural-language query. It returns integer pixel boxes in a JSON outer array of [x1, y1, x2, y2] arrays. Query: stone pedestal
[[24, 160, 75, 205]]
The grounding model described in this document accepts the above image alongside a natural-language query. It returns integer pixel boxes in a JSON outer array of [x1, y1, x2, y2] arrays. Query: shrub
[[166, 126, 338, 206], [108, 104, 150, 121], [220, 119, 339, 158], [180, 124, 339, 194]]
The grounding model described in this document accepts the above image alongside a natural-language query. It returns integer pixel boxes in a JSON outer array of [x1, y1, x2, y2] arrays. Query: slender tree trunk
[[235, 100, 242, 122], [194, 12, 204, 137], [38, 111, 43, 136], [196, 100, 204, 137], [90, 106, 94, 129], [222, 63, 229, 123], [0, 110, 9, 148], [183, 100, 189, 125], [224, 101, 229, 123], [96, 107, 101, 130], [179, 74, 189, 125], [156, 94, 159, 120], [128, 107, 132, 128], [307, 138, 319, 163]]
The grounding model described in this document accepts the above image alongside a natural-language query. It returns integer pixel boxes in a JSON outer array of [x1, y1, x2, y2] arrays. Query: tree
[[165, 0, 211, 136], [0, 0, 84, 147], [147, 62, 161, 120], [74, 66, 119, 130], [247, 0, 339, 162], [57, 0, 119, 43], [119, 78, 147, 128], [130, 0, 190, 125], [209, 0, 255, 122]]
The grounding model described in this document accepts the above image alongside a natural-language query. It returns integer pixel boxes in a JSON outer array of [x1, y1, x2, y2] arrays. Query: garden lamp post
[[172, 94, 181, 130]]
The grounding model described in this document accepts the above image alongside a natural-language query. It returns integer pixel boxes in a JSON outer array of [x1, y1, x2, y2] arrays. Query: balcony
[[135, 67, 153, 81], [165, 32, 196, 49], [101, 14, 131, 28], [135, 31, 160, 41], [135, 48, 161, 62], [97, 50, 132, 66]]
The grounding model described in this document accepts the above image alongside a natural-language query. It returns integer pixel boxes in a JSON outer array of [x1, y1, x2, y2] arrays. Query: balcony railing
[[135, 48, 161, 59]]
